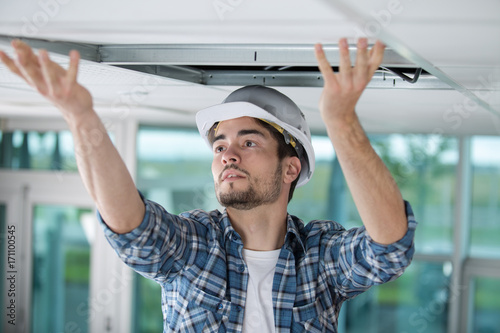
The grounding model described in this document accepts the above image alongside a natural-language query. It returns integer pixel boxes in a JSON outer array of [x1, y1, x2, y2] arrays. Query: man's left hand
[[314, 38, 385, 127]]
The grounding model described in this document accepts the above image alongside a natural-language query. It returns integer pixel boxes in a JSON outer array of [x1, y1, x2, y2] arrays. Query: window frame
[[0, 117, 136, 333]]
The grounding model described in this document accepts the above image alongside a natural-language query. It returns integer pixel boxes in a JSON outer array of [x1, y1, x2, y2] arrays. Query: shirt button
[[238, 265, 245, 273], [236, 305, 242, 312], [217, 303, 223, 311]]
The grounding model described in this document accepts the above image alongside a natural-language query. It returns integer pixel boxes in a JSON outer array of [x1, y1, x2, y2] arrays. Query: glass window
[[132, 276, 163, 333], [133, 127, 459, 331], [134, 126, 217, 332], [32, 205, 93, 333], [291, 134, 458, 255], [470, 136, 500, 258], [472, 277, 500, 332], [0, 130, 77, 171], [343, 261, 452, 333], [288, 136, 338, 221], [379, 135, 457, 255], [136, 127, 215, 212]]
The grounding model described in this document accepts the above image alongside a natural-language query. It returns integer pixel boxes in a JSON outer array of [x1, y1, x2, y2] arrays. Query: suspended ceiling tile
[[328, 0, 500, 122], [111, 85, 232, 114], [385, 23, 500, 68], [328, 0, 500, 70], [0, 21, 358, 45], [78, 62, 190, 86], [435, 67, 500, 91], [0, 84, 48, 104], [1, 0, 499, 136], [354, 89, 500, 135], [0, 0, 342, 23], [0, 0, 355, 44], [329, 0, 500, 26]]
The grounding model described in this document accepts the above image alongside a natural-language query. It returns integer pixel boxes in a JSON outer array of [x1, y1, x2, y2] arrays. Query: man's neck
[[226, 202, 288, 251]]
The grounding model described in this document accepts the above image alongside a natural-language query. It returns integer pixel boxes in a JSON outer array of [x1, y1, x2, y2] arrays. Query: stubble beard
[[216, 163, 283, 210]]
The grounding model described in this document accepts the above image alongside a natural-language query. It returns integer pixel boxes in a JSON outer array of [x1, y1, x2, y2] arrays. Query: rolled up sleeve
[[326, 200, 417, 299], [98, 196, 197, 283]]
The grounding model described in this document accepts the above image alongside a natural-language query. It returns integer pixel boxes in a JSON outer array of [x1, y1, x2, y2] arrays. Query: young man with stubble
[[0, 37, 416, 332]]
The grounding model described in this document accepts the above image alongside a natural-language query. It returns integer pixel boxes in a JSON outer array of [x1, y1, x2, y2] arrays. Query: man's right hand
[[1, 39, 146, 234], [0, 39, 92, 122]]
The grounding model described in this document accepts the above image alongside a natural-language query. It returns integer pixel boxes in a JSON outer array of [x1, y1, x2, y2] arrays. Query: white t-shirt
[[241, 248, 281, 333]]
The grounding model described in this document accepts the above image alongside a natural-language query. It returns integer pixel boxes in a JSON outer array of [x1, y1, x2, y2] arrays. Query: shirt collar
[[218, 209, 306, 253], [284, 213, 306, 254], [219, 209, 240, 242]]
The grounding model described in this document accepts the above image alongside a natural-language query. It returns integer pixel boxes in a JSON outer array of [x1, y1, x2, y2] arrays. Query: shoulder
[[141, 199, 226, 236], [297, 216, 347, 237], [179, 208, 222, 223], [288, 214, 352, 250], [177, 208, 224, 228]]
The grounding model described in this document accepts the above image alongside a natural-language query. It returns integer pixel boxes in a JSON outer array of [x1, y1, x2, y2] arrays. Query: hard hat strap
[[258, 118, 297, 149]]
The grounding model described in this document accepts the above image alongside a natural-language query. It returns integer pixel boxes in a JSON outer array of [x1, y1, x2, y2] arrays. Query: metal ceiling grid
[[0, 35, 446, 90]]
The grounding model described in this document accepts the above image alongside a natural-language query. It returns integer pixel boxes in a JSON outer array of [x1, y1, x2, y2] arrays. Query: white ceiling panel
[[328, 0, 500, 119], [0, 0, 499, 136], [0, 0, 354, 44], [383, 23, 500, 67], [437, 67, 500, 90]]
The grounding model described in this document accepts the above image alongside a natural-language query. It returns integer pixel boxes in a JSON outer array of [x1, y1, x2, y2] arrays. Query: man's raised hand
[[0, 39, 93, 121], [314, 38, 385, 127]]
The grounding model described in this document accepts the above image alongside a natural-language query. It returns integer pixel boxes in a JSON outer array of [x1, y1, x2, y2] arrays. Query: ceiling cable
[[380, 67, 423, 84]]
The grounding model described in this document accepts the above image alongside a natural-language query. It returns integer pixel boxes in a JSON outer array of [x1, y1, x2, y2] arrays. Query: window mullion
[[448, 136, 472, 333]]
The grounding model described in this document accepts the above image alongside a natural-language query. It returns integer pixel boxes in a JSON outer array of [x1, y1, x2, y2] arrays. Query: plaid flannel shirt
[[99, 198, 416, 333]]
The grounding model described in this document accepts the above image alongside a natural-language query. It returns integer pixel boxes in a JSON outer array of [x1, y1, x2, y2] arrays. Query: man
[[0, 38, 416, 332]]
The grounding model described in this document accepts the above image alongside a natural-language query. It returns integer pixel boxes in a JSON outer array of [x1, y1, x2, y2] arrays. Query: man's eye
[[245, 141, 256, 147], [214, 146, 225, 153]]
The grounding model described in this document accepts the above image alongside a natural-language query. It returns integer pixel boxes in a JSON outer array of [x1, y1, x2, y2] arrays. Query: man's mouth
[[220, 165, 249, 182], [221, 171, 245, 182]]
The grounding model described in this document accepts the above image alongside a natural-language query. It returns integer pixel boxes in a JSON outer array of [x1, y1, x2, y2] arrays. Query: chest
[[162, 241, 340, 332]]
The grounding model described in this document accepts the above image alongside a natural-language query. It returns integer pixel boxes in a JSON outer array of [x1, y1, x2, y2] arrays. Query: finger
[[314, 43, 337, 87], [368, 40, 386, 74], [338, 38, 352, 82], [0, 51, 25, 78], [12, 39, 39, 66], [12, 40, 46, 87], [39, 49, 59, 94], [354, 38, 369, 83], [39, 50, 67, 94], [66, 50, 80, 83]]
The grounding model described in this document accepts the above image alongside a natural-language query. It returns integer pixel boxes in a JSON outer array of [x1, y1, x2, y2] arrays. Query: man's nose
[[222, 145, 240, 165]]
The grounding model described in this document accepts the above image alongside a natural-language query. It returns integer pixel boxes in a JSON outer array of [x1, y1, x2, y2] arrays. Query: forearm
[[68, 110, 145, 234], [314, 39, 407, 244], [325, 114, 407, 244], [0, 41, 145, 233]]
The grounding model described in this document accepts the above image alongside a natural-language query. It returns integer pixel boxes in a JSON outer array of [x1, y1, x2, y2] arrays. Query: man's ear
[[283, 156, 301, 184]]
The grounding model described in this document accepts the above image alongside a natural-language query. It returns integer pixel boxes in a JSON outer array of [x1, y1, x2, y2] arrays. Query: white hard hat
[[196, 85, 315, 187]]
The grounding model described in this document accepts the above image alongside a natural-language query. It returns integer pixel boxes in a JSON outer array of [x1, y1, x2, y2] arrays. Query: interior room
[[0, 0, 499, 332]]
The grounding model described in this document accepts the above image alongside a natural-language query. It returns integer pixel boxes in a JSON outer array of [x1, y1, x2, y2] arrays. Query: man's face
[[211, 117, 284, 210]]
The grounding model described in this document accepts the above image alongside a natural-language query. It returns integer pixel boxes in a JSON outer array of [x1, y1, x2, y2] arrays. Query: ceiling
[[0, 0, 499, 135]]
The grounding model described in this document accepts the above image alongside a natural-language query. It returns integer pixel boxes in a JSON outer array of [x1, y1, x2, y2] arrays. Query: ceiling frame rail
[[202, 69, 449, 88], [98, 43, 415, 67], [115, 65, 205, 84], [0, 35, 99, 62], [0, 35, 452, 89], [114, 64, 452, 89]]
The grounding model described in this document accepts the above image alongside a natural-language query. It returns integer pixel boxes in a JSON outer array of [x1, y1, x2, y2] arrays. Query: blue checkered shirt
[[100, 198, 416, 333]]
